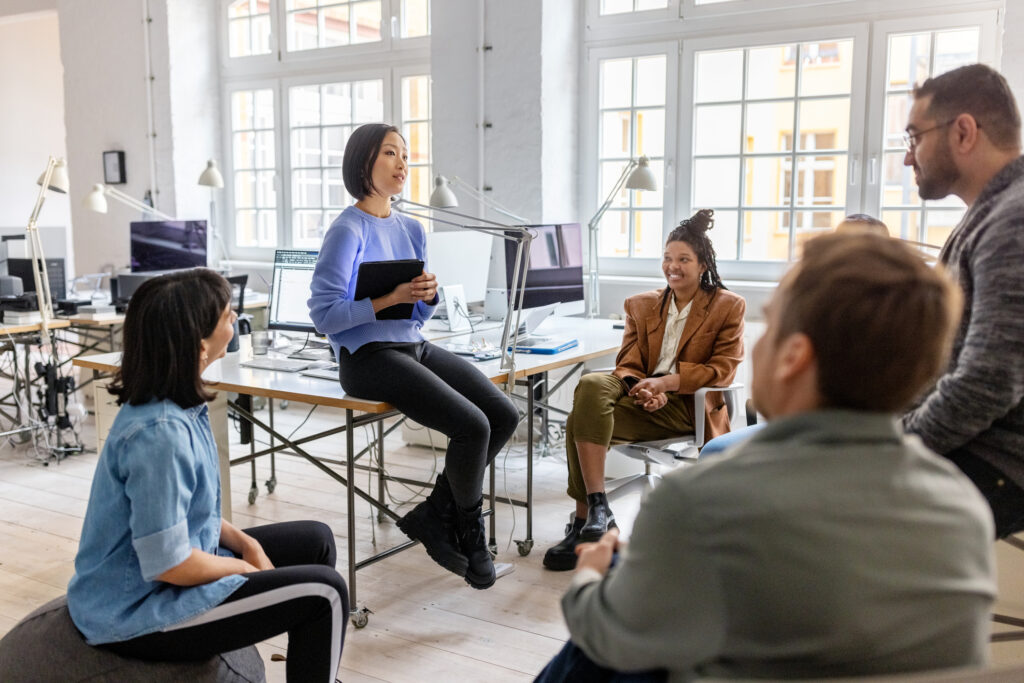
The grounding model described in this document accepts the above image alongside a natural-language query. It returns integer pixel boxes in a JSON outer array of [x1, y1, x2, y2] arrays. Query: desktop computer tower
[[6, 257, 66, 301]]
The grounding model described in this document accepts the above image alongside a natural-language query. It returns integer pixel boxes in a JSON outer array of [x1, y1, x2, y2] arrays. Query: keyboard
[[240, 357, 314, 373]]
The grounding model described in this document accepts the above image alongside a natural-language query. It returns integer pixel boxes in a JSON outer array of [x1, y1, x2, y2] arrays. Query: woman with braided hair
[[543, 209, 746, 571]]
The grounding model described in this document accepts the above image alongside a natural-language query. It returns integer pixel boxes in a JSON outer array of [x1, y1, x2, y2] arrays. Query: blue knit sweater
[[308, 205, 437, 355]]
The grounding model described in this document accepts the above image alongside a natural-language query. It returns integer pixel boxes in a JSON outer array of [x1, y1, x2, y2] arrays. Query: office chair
[[605, 381, 746, 501]]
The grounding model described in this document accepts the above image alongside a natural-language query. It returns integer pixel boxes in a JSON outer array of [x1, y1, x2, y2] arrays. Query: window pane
[[293, 169, 322, 207], [694, 158, 740, 206], [352, 1, 381, 44], [290, 85, 321, 127], [228, 0, 252, 19], [323, 83, 352, 125], [405, 122, 429, 164], [236, 210, 257, 246], [257, 211, 277, 246], [881, 210, 922, 241], [254, 91, 274, 128], [882, 151, 920, 206], [600, 111, 631, 158], [323, 126, 345, 166], [257, 171, 277, 206], [793, 156, 844, 207], [228, 19, 251, 58], [635, 0, 668, 9], [235, 172, 255, 206], [745, 157, 789, 207], [743, 211, 789, 261], [601, 59, 633, 108], [353, 80, 384, 121], [798, 40, 853, 97], [288, 10, 319, 51], [600, 0, 633, 15], [708, 210, 738, 260], [292, 128, 321, 167], [635, 56, 666, 107], [250, 15, 271, 54], [924, 209, 963, 246], [635, 108, 665, 157], [407, 166, 431, 206], [887, 33, 930, 89], [696, 50, 742, 103], [325, 168, 345, 207], [884, 93, 911, 149], [402, 0, 430, 38], [601, 161, 632, 209], [402, 76, 430, 120], [323, 5, 352, 47], [634, 211, 663, 258], [746, 45, 794, 100], [598, 210, 630, 257], [293, 210, 324, 246], [797, 98, 849, 151], [793, 210, 844, 255], [233, 131, 253, 168], [694, 104, 741, 155], [288, 0, 316, 8], [934, 28, 979, 75], [744, 101, 794, 153], [232, 92, 253, 129], [254, 131, 275, 167]]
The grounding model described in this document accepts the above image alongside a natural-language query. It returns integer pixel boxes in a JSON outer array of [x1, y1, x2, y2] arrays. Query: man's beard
[[916, 139, 960, 200]]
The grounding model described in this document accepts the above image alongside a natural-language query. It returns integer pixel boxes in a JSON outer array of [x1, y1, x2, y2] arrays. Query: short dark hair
[[666, 209, 726, 291], [342, 123, 404, 200], [777, 233, 961, 412], [914, 64, 1021, 149], [108, 269, 232, 408], [836, 213, 889, 237]]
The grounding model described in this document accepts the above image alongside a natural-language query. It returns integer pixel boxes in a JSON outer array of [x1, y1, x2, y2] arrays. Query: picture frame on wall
[[103, 150, 126, 184]]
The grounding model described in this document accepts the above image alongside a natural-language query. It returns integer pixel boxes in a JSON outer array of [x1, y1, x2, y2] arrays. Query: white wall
[[0, 10, 72, 272]]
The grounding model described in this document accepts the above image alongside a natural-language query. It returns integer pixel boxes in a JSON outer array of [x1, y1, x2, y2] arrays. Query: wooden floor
[[4, 381, 1024, 681]]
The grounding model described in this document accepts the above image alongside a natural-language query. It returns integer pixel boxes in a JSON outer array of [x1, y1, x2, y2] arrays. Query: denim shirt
[[67, 398, 246, 644]]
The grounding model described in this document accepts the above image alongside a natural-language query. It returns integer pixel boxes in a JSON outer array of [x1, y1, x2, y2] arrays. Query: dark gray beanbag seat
[[0, 595, 265, 683]]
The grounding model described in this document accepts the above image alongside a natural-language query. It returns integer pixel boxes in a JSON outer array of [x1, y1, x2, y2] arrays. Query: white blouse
[[652, 296, 692, 376]]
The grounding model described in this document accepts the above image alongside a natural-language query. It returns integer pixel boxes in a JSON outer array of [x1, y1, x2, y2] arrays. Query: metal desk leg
[[376, 420, 386, 522], [267, 399, 277, 494], [488, 457, 497, 555], [347, 409, 370, 628], [513, 375, 535, 557]]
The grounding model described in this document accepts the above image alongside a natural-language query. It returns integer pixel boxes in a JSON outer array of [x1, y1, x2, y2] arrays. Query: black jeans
[[104, 521, 348, 683], [947, 450, 1024, 538], [338, 341, 520, 507], [535, 640, 668, 683]]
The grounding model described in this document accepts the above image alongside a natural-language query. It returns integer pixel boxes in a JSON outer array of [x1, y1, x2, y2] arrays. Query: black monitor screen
[[269, 249, 319, 333], [130, 220, 208, 272], [503, 223, 584, 309]]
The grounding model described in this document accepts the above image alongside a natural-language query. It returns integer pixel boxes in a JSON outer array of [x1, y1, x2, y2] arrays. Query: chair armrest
[[693, 383, 745, 447]]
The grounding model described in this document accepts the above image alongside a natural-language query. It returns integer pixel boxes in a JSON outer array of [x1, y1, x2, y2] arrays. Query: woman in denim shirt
[[67, 269, 348, 683]]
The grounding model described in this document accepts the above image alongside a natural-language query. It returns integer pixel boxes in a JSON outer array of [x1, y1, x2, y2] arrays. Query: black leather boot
[[456, 499, 496, 589], [397, 473, 469, 578], [578, 491, 616, 543], [542, 514, 585, 571]]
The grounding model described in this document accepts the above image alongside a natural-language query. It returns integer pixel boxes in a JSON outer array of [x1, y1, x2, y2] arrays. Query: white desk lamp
[[391, 196, 533, 383], [429, 175, 530, 224], [25, 156, 69, 335], [198, 160, 228, 270], [83, 183, 175, 221], [586, 155, 658, 318]]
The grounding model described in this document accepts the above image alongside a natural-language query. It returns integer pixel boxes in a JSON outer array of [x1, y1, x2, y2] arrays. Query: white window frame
[[583, 41, 679, 278], [219, 0, 429, 260], [392, 65, 433, 206], [861, 9, 1001, 228], [677, 23, 869, 281]]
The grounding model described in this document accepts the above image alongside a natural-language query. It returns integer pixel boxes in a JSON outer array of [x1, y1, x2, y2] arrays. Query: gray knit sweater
[[904, 155, 1024, 488]]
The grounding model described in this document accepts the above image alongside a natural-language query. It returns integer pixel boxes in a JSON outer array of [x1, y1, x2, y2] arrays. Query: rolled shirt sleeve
[[121, 419, 199, 581]]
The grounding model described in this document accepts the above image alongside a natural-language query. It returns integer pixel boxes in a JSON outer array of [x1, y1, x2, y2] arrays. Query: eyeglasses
[[902, 118, 958, 151]]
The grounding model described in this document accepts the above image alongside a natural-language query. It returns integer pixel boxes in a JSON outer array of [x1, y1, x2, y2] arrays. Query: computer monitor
[[269, 249, 319, 333], [130, 220, 207, 272], [502, 223, 584, 310]]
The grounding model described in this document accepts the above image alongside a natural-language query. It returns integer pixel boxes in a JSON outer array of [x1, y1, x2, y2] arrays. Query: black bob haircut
[[666, 209, 726, 292], [342, 123, 405, 200], [107, 269, 232, 409]]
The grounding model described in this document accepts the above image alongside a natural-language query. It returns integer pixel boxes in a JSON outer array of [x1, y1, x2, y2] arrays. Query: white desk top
[[72, 317, 624, 411]]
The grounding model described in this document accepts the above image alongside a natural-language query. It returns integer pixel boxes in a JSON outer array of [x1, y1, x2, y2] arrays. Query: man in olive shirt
[[537, 234, 995, 682]]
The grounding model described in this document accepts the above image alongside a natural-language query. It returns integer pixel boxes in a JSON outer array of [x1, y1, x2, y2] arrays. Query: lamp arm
[[26, 157, 57, 335], [105, 186, 176, 220], [449, 176, 529, 224], [392, 197, 528, 235], [585, 159, 635, 318], [587, 159, 636, 232]]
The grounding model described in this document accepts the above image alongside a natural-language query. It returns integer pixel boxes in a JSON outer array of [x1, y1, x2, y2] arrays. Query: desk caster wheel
[[247, 486, 258, 505], [488, 539, 497, 557], [265, 476, 276, 494], [350, 607, 371, 629], [516, 539, 533, 556], [376, 508, 389, 523]]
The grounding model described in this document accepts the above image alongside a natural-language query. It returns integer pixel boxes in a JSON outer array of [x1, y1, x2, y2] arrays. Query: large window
[[879, 28, 980, 247], [690, 40, 854, 261], [586, 1, 999, 279], [221, 0, 430, 257], [597, 54, 666, 258]]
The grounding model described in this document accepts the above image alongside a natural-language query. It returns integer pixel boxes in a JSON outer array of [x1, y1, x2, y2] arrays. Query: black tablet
[[354, 259, 424, 320]]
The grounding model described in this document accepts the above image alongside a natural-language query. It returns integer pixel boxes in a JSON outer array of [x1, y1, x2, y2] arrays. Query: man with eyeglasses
[[902, 63, 1024, 539]]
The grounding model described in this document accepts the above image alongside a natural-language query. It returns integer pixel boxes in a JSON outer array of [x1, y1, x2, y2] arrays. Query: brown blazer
[[612, 287, 745, 441]]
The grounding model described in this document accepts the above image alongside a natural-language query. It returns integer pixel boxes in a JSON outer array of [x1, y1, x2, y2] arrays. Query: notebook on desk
[[300, 365, 340, 381], [509, 336, 578, 354], [240, 357, 314, 373]]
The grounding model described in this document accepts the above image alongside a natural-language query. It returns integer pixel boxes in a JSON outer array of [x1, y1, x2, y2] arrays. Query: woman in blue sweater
[[68, 270, 348, 682], [308, 123, 519, 590]]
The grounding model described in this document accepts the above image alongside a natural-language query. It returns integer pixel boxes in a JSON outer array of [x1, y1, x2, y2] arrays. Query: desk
[[71, 316, 624, 625]]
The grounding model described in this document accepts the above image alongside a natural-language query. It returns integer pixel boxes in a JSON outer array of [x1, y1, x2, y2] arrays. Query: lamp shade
[[37, 158, 69, 194], [198, 159, 224, 188], [625, 156, 658, 192], [429, 175, 459, 208], [83, 184, 109, 214]]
